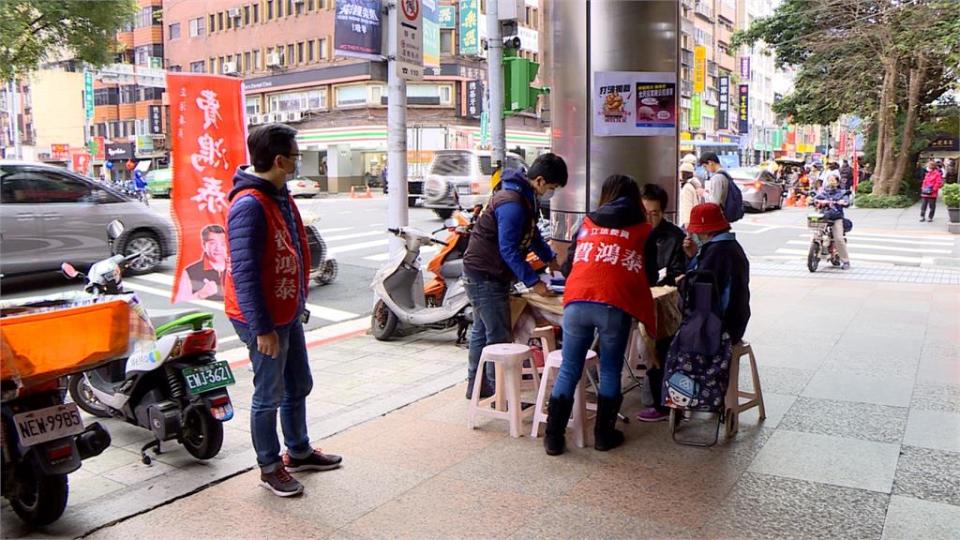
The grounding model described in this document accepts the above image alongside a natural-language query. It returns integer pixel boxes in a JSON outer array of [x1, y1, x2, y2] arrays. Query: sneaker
[[920, 217, 926, 222], [841, 262, 850, 270], [260, 467, 304, 497], [283, 448, 343, 472], [636, 407, 669, 422]]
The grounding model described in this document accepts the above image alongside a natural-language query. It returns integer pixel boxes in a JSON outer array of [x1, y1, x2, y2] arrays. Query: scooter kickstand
[[140, 439, 162, 465]]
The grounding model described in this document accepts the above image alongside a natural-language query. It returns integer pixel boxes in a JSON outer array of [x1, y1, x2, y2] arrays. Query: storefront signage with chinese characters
[[738, 84, 749, 134], [718, 75, 729, 128], [693, 46, 706, 94], [466, 80, 484, 118], [459, 0, 479, 56], [334, 0, 384, 60], [740, 57, 751, 81], [149, 105, 164, 134], [438, 5, 456, 28]]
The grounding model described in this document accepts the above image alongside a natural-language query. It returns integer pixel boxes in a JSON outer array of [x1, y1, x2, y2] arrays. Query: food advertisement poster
[[594, 71, 677, 137]]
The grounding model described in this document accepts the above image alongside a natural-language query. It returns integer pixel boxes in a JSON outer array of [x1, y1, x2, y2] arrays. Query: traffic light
[[503, 56, 548, 114]]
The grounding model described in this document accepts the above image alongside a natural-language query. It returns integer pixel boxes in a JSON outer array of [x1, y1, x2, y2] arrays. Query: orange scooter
[[423, 204, 483, 309]]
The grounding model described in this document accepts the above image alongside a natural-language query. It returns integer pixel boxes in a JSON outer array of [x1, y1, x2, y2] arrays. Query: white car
[[422, 150, 527, 219], [286, 177, 320, 198]]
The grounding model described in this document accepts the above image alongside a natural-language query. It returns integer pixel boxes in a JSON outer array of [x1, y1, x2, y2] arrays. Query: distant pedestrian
[[920, 159, 945, 223], [224, 124, 342, 498], [678, 161, 703, 229], [699, 152, 729, 208], [840, 159, 854, 190]]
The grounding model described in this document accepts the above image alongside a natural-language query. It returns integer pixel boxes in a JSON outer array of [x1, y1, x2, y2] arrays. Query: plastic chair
[[468, 343, 537, 438]]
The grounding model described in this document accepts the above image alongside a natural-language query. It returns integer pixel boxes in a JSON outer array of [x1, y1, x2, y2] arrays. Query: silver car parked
[[0, 160, 177, 276], [727, 166, 786, 212]]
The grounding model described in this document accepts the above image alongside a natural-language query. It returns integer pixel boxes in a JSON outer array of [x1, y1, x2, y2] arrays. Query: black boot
[[544, 395, 575, 456], [465, 375, 495, 400], [594, 395, 625, 451]]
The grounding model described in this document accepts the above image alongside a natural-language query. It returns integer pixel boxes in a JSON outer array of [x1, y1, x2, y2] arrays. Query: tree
[[733, 0, 960, 196], [0, 0, 138, 81]]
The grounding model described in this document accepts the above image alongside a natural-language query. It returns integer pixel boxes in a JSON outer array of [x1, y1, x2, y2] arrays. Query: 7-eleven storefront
[[296, 125, 551, 192]]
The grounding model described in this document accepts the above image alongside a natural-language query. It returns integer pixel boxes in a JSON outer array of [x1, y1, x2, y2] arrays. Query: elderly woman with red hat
[[681, 203, 752, 346]]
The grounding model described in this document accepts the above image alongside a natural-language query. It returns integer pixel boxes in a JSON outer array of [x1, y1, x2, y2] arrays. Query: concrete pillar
[[326, 144, 361, 193]]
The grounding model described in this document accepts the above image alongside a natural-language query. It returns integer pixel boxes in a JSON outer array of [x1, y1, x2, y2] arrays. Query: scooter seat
[[150, 309, 204, 329], [440, 260, 464, 279]]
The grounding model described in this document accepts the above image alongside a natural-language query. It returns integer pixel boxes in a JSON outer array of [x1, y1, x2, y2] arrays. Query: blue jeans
[[232, 320, 314, 471], [463, 273, 512, 386], [551, 302, 632, 401]]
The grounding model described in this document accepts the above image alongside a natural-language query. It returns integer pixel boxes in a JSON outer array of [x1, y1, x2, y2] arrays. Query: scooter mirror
[[106, 220, 125, 240], [443, 218, 458, 228], [61, 262, 79, 279]]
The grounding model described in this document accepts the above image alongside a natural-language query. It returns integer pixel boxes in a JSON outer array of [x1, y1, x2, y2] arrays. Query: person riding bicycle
[[813, 176, 851, 270]]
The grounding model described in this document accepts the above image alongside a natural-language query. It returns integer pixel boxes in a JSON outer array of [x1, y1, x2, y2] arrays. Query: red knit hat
[[687, 203, 730, 234]]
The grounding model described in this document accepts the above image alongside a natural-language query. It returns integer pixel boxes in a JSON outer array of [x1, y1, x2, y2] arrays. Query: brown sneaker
[[283, 448, 343, 472], [260, 466, 304, 497]]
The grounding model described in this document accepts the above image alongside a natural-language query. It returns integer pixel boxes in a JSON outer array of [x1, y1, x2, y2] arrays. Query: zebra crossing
[[766, 230, 957, 267], [315, 222, 441, 266]]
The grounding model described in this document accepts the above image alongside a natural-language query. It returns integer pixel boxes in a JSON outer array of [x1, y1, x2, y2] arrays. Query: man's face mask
[[692, 234, 706, 248]]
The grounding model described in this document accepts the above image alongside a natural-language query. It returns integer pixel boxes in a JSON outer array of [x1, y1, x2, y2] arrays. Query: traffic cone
[[785, 189, 796, 207], [350, 186, 359, 199]]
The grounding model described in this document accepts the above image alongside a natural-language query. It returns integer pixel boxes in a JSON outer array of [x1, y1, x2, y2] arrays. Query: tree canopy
[[0, 0, 138, 81]]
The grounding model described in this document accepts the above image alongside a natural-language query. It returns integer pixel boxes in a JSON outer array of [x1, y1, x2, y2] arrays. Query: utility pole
[[10, 80, 22, 159], [486, 0, 505, 168], [386, 1, 409, 253]]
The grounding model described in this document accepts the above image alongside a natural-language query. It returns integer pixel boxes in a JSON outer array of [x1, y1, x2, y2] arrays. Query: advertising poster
[[459, 0, 479, 56], [718, 75, 729, 128], [168, 73, 248, 305], [334, 0, 383, 60], [594, 71, 676, 137], [395, 0, 423, 80], [422, 0, 440, 68], [738, 84, 749, 134], [693, 45, 706, 94], [690, 95, 702, 130]]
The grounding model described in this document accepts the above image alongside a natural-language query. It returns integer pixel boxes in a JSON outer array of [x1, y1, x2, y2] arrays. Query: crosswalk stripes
[[769, 231, 957, 267]]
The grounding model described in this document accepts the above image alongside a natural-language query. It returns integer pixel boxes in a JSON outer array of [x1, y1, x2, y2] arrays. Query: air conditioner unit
[[285, 111, 302, 122], [270, 112, 284, 123], [222, 61, 238, 75], [266, 52, 282, 67], [247, 114, 260, 125], [228, 7, 241, 18]]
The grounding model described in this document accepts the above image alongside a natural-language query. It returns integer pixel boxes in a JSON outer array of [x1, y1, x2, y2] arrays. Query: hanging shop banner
[[422, 0, 440, 68], [693, 46, 706, 94], [738, 84, 749, 134], [84, 71, 94, 120], [149, 105, 164, 134], [466, 79, 484, 118], [459, 0, 480, 56], [334, 0, 384, 60], [438, 5, 456, 28], [71, 150, 91, 175], [690, 95, 702, 130], [395, 0, 423, 80], [593, 71, 677, 137], [740, 57, 751, 81], [718, 75, 730, 128], [168, 73, 248, 305]]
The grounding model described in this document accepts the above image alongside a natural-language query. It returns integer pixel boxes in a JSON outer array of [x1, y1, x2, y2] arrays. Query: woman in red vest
[[545, 175, 658, 456]]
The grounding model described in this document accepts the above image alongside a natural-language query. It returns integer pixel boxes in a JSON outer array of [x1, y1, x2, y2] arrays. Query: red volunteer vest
[[223, 189, 311, 328], [564, 217, 657, 336]]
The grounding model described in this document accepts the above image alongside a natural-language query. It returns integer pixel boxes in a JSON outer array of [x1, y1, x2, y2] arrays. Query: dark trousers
[[647, 336, 674, 412], [921, 197, 937, 219]]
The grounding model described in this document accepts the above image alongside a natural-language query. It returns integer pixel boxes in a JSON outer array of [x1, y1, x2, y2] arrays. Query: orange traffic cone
[[785, 189, 796, 207]]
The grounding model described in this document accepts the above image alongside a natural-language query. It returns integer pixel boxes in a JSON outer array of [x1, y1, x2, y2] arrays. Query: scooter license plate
[[182, 361, 236, 395], [13, 403, 85, 447]]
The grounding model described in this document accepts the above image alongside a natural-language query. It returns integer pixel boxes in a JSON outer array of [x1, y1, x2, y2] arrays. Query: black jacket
[[650, 219, 687, 286], [560, 197, 658, 286], [689, 232, 750, 343]]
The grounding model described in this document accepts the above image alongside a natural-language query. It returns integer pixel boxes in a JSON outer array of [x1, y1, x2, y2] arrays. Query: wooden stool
[[724, 341, 766, 438], [468, 343, 537, 438], [529, 349, 598, 448]]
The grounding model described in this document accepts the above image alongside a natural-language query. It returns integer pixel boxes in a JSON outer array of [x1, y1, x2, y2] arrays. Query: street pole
[[386, 1, 408, 253], [486, 0, 505, 167]]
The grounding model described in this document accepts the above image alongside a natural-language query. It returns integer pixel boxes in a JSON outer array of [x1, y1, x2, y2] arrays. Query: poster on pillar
[[334, 0, 384, 60], [593, 71, 677, 137], [167, 73, 248, 305], [395, 0, 423, 80]]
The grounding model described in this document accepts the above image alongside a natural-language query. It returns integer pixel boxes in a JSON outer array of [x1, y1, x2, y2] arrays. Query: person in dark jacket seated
[[224, 124, 342, 498], [546, 175, 658, 455], [681, 203, 751, 345], [635, 183, 688, 422], [462, 154, 567, 399]]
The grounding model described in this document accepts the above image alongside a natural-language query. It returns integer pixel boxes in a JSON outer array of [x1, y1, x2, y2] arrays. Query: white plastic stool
[[529, 349, 598, 447], [724, 341, 766, 438], [468, 343, 537, 438]]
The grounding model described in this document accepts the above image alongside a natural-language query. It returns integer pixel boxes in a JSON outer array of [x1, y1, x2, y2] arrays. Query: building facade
[[163, 0, 550, 191]]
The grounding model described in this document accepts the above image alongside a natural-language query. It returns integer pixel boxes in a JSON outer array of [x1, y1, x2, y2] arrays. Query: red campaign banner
[[70, 150, 91, 175], [168, 73, 248, 305]]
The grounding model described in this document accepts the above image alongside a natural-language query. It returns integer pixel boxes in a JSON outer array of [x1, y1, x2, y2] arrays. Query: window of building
[[319, 38, 328, 59], [209, 57, 216, 73], [297, 42, 305, 64], [526, 7, 538, 27], [294, 0, 303, 15], [244, 52, 252, 72], [440, 29, 454, 54], [253, 3, 260, 23], [135, 6, 162, 28], [190, 17, 206, 37], [307, 40, 315, 62], [286, 0, 293, 16], [267, 0, 274, 19], [319, 0, 327, 8], [308, 0, 315, 10], [169, 23, 181, 40], [253, 49, 261, 70], [268, 88, 326, 112], [287, 44, 295, 65], [190, 60, 205, 72], [228, 11, 234, 29], [245, 96, 262, 116], [370, 84, 384, 104], [93, 87, 119, 106], [139, 87, 164, 101], [217, 12, 224, 31], [335, 85, 368, 107], [243, 5, 251, 24], [277, 0, 283, 17]]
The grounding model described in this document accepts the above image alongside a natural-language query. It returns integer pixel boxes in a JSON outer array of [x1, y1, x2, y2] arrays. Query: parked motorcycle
[[303, 220, 339, 287], [371, 208, 477, 342], [806, 203, 850, 273], [66, 221, 235, 465]]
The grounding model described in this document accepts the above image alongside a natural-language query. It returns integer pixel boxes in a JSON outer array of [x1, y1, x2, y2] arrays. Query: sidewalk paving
[[70, 275, 960, 540]]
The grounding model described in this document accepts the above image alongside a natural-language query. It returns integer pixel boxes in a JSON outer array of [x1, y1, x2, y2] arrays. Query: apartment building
[[163, 0, 550, 191]]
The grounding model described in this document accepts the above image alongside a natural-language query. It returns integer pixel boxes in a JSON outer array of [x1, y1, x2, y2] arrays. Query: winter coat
[[650, 219, 687, 286], [814, 188, 850, 220], [921, 168, 944, 199], [678, 178, 703, 229], [687, 232, 751, 344]]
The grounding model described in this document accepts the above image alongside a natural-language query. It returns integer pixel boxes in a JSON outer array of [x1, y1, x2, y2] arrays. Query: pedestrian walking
[[545, 174, 657, 455], [840, 159, 854, 190], [461, 154, 567, 399], [699, 152, 743, 222], [224, 124, 342, 498], [920, 159, 945, 222], [678, 161, 703, 229]]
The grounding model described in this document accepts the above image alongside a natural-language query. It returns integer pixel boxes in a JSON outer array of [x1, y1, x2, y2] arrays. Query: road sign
[[395, 0, 423, 80]]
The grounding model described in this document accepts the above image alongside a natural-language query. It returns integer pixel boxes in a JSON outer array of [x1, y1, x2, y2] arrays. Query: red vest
[[223, 189, 311, 328], [564, 217, 656, 336]]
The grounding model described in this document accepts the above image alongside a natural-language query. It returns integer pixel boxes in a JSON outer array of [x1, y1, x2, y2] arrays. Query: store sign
[[422, 0, 440, 68], [105, 142, 134, 161], [718, 75, 729, 128], [439, 5, 456, 28], [149, 105, 164, 134], [334, 0, 384, 60], [466, 79, 484, 118], [84, 71, 94, 120], [518, 26, 538, 53], [136, 135, 154, 154], [690, 95, 701, 130], [88, 136, 106, 161], [739, 57, 751, 81], [738, 84, 749, 134], [693, 46, 706, 94], [50, 144, 70, 161], [395, 0, 423, 80], [98, 63, 165, 88], [459, 0, 480, 56]]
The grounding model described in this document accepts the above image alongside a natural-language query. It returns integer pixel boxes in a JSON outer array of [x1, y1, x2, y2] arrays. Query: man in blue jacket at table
[[461, 154, 568, 399]]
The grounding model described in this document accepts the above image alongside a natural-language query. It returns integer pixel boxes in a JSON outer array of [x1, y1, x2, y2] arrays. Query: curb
[[224, 317, 370, 368]]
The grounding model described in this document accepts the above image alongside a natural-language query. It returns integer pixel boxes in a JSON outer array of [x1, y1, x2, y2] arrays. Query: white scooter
[[370, 225, 472, 341]]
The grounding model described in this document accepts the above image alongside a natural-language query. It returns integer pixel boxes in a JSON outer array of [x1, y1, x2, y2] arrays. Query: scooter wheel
[[9, 465, 68, 527], [372, 300, 399, 341], [68, 375, 112, 418], [181, 405, 223, 461]]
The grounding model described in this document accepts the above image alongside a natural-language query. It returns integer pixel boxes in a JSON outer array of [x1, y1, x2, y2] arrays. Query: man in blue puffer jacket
[[224, 124, 342, 498]]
